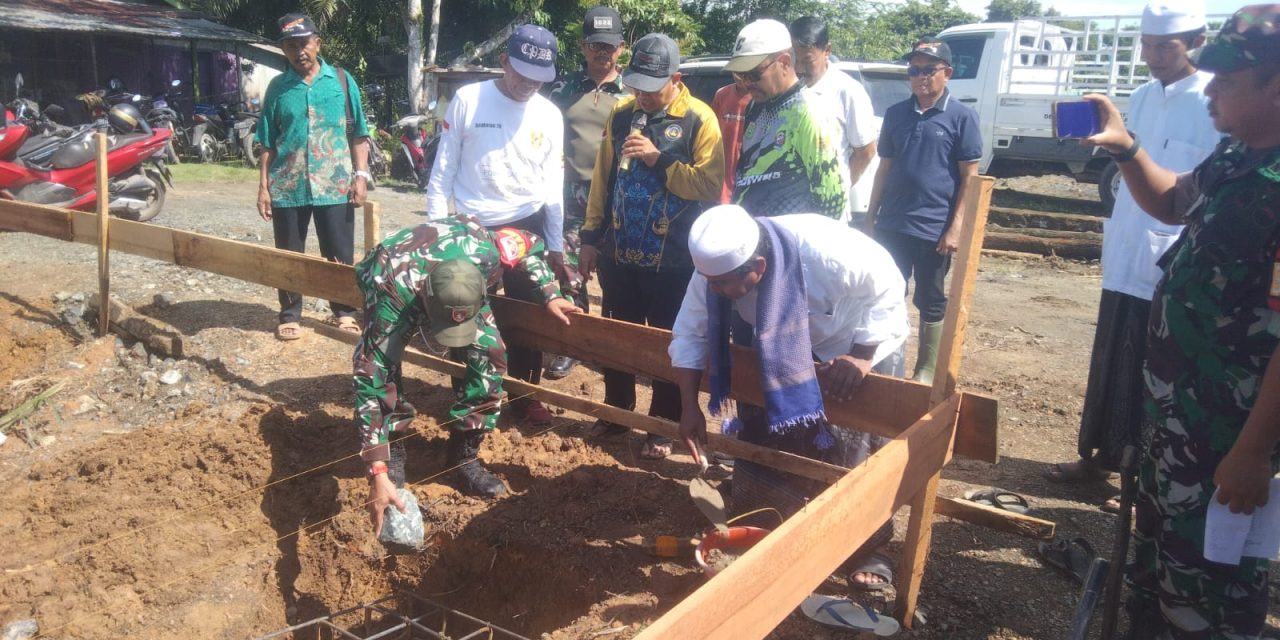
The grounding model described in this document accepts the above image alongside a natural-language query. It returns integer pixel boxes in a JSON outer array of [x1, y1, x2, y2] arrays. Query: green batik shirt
[[733, 81, 846, 219], [257, 58, 369, 207], [353, 217, 564, 462]]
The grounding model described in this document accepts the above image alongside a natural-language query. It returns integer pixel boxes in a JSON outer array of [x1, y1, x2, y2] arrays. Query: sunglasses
[[587, 41, 621, 53], [732, 55, 780, 83], [907, 65, 948, 78]]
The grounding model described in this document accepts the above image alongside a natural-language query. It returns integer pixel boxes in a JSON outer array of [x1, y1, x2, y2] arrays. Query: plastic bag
[[378, 488, 425, 552]]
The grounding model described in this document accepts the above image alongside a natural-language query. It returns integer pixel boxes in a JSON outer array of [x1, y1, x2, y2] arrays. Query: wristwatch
[[1109, 132, 1141, 163], [354, 170, 373, 182]]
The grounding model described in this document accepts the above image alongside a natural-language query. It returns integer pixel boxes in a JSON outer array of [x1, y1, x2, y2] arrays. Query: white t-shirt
[[1102, 71, 1220, 299], [806, 69, 879, 218], [426, 80, 566, 251], [669, 214, 908, 371]]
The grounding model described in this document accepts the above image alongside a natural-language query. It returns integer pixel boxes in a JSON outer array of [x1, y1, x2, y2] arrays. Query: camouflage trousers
[[353, 280, 507, 463], [561, 180, 590, 312], [1128, 417, 1272, 639]]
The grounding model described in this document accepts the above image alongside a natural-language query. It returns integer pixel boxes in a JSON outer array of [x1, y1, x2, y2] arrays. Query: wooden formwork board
[[0, 177, 1007, 633], [0, 199, 999, 462]]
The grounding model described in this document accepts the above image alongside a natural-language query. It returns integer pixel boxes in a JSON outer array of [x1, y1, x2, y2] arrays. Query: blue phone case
[[1053, 101, 1101, 139]]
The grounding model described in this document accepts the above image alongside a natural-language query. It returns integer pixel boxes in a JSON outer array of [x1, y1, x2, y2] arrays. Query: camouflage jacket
[[358, 217, 562, 308], [1145, 141, 1280, 444]]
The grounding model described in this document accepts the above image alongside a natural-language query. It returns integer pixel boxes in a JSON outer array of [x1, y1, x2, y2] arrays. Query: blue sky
[[952, 0, 1242, 18]]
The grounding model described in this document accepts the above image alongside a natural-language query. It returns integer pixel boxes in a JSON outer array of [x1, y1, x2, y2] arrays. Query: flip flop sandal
[[276, 322, 302, 341], [848, 551, 895, 593], [330, 315, 361, 335], [639, 435, 673, 460], [800, 595, 901, 636], [584, 419, 629, 439], [963, 487, 1031, 514], [1037, 536, 1096, 584]]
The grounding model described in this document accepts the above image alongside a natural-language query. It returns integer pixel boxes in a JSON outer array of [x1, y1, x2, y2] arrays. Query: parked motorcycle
[[145, 79, 185, 164], [0, 102, 174, 222], [0, 108, 27, 161], [189, 101, 234, 163], [362, 84, 389, 183], [391, 109, 439, 190], [236, 99, 261, 168]]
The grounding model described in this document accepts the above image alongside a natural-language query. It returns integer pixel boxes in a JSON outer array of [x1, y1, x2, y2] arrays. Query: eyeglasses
[[907, 65, 948, 78], [587, 41, 621, 53], [732, 55, 780, 83]]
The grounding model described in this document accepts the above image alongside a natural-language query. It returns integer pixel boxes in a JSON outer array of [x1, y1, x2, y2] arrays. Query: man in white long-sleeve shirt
[[1044, 0, 1221, 498], [669, 205, 908, 590], [426, 24, 567, 426]]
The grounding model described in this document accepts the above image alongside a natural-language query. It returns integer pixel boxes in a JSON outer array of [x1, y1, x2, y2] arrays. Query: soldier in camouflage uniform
[[354, 217, 578, 536], [1083, 7, 1280, 637]]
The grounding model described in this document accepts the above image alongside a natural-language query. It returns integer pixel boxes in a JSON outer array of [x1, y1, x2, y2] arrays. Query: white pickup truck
[[937, 16, 1226, 207]]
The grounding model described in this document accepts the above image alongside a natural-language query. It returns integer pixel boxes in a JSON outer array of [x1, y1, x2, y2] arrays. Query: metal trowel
[[689, 477, 728, 533]]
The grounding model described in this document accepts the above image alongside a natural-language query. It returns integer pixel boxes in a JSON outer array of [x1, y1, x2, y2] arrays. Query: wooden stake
[[95, 131, 110, 337], [362, 200, 380, 254], [895, 175, 995, 626]]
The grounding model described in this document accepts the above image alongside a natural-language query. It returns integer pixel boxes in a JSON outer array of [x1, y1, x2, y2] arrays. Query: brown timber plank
[[635, 395, 961, 640], [0, 199, 74, 240]]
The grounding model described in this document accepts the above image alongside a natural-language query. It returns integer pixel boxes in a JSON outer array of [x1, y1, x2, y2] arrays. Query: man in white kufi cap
[[1043, 0, 1220, 505], [667, 205, 908, 589]]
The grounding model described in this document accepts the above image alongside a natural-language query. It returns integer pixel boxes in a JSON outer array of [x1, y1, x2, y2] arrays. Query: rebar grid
[[254, 591, 530, 640]]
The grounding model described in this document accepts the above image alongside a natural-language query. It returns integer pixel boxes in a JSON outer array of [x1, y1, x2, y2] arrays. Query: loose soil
[[1, 175, 1277, 639]]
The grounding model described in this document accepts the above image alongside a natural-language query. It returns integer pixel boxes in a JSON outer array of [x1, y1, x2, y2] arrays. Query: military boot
[[446, 430, 507, 498]]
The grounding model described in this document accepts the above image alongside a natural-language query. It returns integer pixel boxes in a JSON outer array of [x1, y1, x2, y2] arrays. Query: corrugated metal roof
[[1, 0, 267, 44]]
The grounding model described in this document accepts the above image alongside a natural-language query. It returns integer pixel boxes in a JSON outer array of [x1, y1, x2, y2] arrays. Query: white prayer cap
[[1141, 0, 1206, 35], [689, 205, 760, 277]]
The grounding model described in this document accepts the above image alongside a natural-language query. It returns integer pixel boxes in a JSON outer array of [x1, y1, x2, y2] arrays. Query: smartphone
[[1052, 101, 1101, 139]]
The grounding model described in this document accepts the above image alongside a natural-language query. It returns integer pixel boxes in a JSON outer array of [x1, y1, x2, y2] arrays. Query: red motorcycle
[[0, 108, 30, 161], [0, 102, 172, 222]]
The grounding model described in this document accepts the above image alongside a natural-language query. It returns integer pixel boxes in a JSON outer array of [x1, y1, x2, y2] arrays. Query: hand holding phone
[[1053, 100, 1102, 139]]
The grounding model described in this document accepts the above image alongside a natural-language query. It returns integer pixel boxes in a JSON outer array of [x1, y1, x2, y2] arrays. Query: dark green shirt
[[257, 59, 369, 207]]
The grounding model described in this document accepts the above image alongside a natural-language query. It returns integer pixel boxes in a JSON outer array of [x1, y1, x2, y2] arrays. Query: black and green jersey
[[733, 82, 846, 219]]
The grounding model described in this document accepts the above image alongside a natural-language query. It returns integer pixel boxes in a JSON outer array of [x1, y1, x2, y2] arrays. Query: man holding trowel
[[667, 204, 909, 590]]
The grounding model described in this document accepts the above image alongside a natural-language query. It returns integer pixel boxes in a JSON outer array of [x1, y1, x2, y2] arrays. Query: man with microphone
[[577, 32, 724, 459]]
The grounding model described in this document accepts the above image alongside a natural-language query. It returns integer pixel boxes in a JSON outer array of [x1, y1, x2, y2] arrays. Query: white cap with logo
[[724, 19, 793, 73]]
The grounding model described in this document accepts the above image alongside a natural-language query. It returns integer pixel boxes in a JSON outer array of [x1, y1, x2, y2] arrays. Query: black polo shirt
[[875, 90, 983, 241]]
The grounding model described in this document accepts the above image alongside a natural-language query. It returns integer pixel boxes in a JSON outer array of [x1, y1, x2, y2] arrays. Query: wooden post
[[895, 175, 995, 626], [96, 132, 110, 337], [363, 201, 380, 254]]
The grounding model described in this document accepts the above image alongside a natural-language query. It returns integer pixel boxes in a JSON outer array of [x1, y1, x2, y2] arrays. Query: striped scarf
[[707, 218, 830, 447]]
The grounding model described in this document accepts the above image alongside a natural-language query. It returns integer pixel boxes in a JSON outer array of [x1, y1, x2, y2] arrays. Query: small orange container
[[694, 526, 770, 577]]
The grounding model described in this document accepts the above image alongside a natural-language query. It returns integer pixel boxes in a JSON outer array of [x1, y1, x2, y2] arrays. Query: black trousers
[[875, 229, 951, 323], [485, 211, 549, 385], [272, 203, 356, 324], [597, 260, 692, 422]]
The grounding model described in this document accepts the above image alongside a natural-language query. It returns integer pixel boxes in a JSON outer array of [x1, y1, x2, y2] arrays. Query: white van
[[937, 15, 1226, 207]]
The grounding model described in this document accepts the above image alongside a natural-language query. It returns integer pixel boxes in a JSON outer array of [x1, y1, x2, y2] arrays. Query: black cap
[[622, 33, 679, 93], [583, 6, 624, 45], [278, 13, 318, 41], [903, 38, 952, 66]]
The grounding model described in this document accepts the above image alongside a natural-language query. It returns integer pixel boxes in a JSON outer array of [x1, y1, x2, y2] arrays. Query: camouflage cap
[[424, 260, 486, 348], [1198, 5, 1280, 73]]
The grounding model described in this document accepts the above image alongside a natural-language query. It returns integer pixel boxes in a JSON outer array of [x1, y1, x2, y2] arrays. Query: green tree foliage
[[848, 0, 980, 60], [540, 0, 704, 72], [985, 0, 1041, 22]]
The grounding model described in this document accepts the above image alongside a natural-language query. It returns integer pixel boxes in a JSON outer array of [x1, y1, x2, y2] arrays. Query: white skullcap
[[1141, 0, 1206, 35], [688, 204, 760, 277]]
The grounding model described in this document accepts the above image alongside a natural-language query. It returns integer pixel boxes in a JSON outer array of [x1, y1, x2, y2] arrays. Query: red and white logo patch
[[450, 306, 472, 323], [494, 228, 532, 267]]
